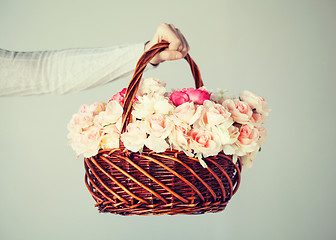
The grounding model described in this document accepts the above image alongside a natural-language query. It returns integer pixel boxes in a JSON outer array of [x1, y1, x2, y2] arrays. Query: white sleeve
[[0, 42, 154, 96]]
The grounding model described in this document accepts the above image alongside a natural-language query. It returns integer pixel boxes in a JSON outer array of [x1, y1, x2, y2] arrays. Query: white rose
[[154, 98, 174, 115], [240, 150, 258, 171], [211, 125, 231, 145], [145, 136, 169, 153], [210, 88, 228, 104], [132, 94, 174, 119], [93, 101, 123, 127], [168, 119, 191, 153], [89, 102, 106, 116], [80, 126, 103, 158], [69, 132, 86, 156], [240, 90, 271, 116], [257, 125, 267, 146], [145, 113, 173, 139], [100, 124, 120, 149], [121, 121, 147, 152], [68, 113, 93, 131], [138, 77, 166, 96], [173, 102, 203, 125], [222, 125, 240, 155]]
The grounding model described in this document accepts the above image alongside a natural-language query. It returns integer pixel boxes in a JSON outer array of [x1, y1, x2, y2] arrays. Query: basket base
[[84, 149, 241, 215]]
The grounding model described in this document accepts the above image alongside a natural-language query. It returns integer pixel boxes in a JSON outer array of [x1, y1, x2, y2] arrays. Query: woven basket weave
[[84, 41, 242, 215]]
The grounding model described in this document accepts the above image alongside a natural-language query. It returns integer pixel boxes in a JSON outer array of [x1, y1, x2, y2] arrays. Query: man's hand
[[144, 23, 190, 65]]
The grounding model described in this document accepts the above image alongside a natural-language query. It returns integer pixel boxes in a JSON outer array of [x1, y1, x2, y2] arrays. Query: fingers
[[147, 23, 190, 65], [166, 24, 189, 57]]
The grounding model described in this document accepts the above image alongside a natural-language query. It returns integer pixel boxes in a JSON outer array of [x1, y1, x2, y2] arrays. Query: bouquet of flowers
[[67, 77, 270, 171]]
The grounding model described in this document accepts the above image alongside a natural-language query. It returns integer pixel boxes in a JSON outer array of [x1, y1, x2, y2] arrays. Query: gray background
[[0, 0, 335, 239]]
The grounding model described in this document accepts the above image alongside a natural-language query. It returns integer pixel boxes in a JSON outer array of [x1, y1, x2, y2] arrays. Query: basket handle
[[121, 40, 203, 134]]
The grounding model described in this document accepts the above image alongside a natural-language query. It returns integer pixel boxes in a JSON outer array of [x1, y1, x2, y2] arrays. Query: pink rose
[[197, 100, 232, 128], [109, 88, 138, 105], [223, 99, 253, 124], [236, 124, 260, 155], [170, 91, 190, 106], [188, 128, 221, 158], [183, 87, 211, 105], [238, 125, 259, 145], [170, 87, 211, 106], [109, 88, 126, 104], [249, 112, 265, 127]]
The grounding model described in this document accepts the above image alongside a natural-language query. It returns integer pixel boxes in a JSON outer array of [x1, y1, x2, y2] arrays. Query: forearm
[[0, 42, 150, 96]]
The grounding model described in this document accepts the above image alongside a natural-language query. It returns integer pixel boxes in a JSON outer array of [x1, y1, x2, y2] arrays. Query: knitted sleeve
[[0, 42, 152, 96]]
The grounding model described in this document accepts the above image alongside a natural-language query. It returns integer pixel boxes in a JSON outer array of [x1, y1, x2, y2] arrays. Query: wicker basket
[[84, 41, 242, 215]]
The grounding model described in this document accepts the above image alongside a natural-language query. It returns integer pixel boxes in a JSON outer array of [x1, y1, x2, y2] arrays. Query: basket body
[[84, 148, 241, 215], [82, 42, 242, 215]]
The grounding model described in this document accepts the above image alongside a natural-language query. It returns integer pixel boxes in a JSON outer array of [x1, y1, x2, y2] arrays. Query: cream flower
[[100, 124, 120, 149], [121, 121, 147, 152], [132, 94, 174, 119], [145, 136, 170, 153], [240, 150, 259, 170], [69, 132, 86, 156], [168, 119, 191, 154], [257, 125, 267, 146], [145, 113, 173, 139], [222, 125, 240, 155], [240, 90, 270, 116], [173, 102, 203, 125], [138, 77, 166, 96], [67, 113, 93, 137], [223, 99, 253, 124], [211, 125, 231, 146], [154, 99, 174, 115], [80, 126, 103, 158], [93, 100, 123, 128], [78, 104, 91, 115], [210, 88, 228, 104], [89, 102, 106, 116]]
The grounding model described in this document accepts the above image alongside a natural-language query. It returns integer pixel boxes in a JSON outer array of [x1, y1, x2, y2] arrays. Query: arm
[[0, 23, 189, 96], [0, 43, 149, 96]]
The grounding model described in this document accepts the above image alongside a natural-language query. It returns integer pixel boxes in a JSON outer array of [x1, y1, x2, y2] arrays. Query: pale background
[[0, 0, 335, 239]]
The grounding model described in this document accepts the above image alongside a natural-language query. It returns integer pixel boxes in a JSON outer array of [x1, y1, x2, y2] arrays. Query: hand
[[144, 23, 190, 65]]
